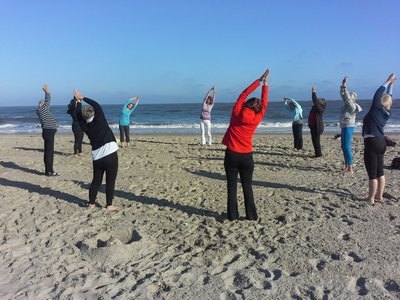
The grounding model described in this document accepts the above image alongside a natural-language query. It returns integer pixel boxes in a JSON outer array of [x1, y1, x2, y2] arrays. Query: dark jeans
[[309, 126, 322, 157], [292, 122, 303, 150], [72, 122, 84, 154], [224, 149, 258, 221], [364, 137, 386, 179], [42, 129, 56, 174], [90, 151, 118, 206], [119, 125, 130, 143]]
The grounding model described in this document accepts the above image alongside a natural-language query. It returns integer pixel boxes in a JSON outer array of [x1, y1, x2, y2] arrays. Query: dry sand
[[0, 132, 399, 299]]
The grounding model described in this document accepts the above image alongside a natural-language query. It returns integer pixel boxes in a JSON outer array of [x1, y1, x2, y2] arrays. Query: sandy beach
[[0, 132, 399, 299]]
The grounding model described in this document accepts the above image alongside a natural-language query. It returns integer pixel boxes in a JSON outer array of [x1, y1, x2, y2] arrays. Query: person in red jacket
[[222, 69, 269, 221]]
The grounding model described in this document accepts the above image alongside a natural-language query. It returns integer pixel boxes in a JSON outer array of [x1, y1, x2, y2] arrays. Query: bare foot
[[88, 204, 96, 209], [78, 153, 83, 157], [106, 205, 118, 212]]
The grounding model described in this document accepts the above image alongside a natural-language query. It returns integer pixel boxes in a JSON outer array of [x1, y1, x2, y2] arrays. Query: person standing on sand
[[200, 86, 216, 145], [307, 86, 327, 158], [118, 96, 140, 148], [36, 84, 59, 176], [222, 69, 269, 221], [74, 89, 119, 211], [67, 96, 84, 157], [284, 97, 303, 150], [362, 73, 396, 206], [339, 76, 362, 174]]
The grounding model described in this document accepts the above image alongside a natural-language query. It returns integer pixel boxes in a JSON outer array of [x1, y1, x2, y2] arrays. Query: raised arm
[[232, 70, 268, 117], [372, 73, 396, 107], [131, 97, 140, 113], [340, 76, 357, 112], [74, 89, 106, 122], [42, 84, 51, 107], [284, 97, 300, 109], [75, 100, 88, 131], [312, 86, 326, 113]]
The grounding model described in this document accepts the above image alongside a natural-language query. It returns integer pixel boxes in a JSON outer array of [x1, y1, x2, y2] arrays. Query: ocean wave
[[0, 124, 18, 128]]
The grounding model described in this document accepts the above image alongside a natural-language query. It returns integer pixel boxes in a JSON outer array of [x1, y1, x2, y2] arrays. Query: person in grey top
[[339, 76, 362, 174], [36, 84, 58, 176]]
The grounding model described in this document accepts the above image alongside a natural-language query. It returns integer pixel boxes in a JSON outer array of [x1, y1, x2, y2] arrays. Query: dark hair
[[206, 96, 214, 105], [243, 97, 262, 113]]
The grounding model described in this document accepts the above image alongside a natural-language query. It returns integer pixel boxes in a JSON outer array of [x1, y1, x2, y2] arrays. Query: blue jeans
[[341, 127, 355, 165]]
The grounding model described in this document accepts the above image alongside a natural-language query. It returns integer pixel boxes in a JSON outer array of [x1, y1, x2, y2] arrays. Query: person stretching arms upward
[[362, 73, 396, 205], [74, 89, 119, 211], [222, 69, 269, 221]]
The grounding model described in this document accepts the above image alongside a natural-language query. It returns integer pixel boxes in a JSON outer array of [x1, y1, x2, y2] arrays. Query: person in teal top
[[118, 96, 140, 147], [284, 97, 303, 150]]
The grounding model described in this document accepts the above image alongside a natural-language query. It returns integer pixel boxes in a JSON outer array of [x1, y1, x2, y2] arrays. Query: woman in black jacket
[[74, 89, 119, 211], [307, 86, 327, 157], [67, 96, 84, 156]]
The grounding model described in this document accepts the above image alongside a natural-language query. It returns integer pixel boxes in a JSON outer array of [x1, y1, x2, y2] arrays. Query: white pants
[[200, 119, 212, 145]]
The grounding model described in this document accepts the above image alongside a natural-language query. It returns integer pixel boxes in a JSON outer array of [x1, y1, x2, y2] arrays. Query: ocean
[[1, 100, 399, 134]]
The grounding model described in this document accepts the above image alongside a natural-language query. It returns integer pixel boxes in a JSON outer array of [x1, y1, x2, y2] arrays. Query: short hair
[[381, 94, 392, 110], [82, 106, 95, 119], [349, 91, 358, 102]]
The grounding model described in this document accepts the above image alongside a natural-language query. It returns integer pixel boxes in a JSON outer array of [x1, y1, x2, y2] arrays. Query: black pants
[[224, 149, 258, 221], [119, 125, 130, 143], [364, 137, 386, 179], [309, 126, 322, 157], [72, 122, 84, 154], [292, 122, 303, 150], [90, 151, 118, 206], [42, 129, 56, 174]]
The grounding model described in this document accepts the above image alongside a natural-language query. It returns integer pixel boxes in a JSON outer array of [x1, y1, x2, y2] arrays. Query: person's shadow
[[0, 178, 87, 207], [0, 161, 43, 175], [14, 147, 70, 156], [72, 180, 224, 221], [185, 168, 353, 197]]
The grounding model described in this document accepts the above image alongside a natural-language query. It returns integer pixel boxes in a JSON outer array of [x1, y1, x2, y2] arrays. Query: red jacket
[[222, 80, 269, 153]]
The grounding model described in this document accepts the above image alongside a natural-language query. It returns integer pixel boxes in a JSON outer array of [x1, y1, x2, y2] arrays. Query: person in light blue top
[[118, 96, 140, 147], [284, 97, 303, 150]]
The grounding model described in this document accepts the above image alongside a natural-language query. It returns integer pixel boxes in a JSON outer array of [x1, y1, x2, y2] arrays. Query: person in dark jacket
[[362, 73, 396, 205], [36, 84, 59, 176], [74, 89, 119, 211], [67, 96, 84, 156], [307, 86, 327, 157]]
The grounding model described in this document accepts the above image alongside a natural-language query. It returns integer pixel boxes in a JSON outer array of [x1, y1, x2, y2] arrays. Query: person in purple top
[[200, 86, 216, 145], [362, 73, 396, 205]]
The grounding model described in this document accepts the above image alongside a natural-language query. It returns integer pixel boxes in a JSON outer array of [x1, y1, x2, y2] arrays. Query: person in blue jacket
[[284, 97, 303, 150], [118, 96, 140, 147], [362, 73, 396, 205]]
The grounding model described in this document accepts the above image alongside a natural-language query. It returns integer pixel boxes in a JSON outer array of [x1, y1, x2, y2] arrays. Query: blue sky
[[0, 0, 399, 106]]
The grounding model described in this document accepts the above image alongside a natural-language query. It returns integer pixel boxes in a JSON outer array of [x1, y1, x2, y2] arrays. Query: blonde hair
[[381, 94, 392, 110], [349, 91, 357, 102]]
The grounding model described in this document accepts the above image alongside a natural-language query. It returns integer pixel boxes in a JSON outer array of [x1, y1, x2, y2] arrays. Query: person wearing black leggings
[[362, 73, 396, 205], [222, 69, 270, 221], [74, 89, 119, 211], [307, 86, 327, 157], [67, 97, 84, 156]]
